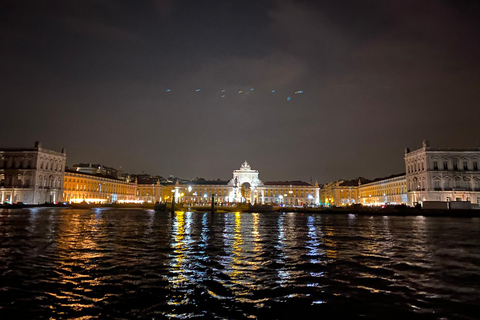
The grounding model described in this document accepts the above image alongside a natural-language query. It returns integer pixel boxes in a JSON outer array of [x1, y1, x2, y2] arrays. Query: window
[[433, 161, 438, 170], [463, 161, 468, 171], [474, 161, 478, 171], [453, 159, 458, 170], [443, 161, 448, 170], [434, 181, 440, 189], [455, 179, 461, 188], [444, 180, 450, 188]]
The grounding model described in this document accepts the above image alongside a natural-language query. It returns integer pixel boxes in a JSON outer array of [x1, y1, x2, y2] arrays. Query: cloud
[[266, 0, 480, 83], [151, 0, 176, 18], [61, 16, 145, 43], [267, 0, 354, 72], [178, 52, 306, 89]]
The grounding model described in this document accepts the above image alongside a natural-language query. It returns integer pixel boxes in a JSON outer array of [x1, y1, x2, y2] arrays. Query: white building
[[0, 142, 67, 204], [228, 161, 264, 203], [405, 140, 480, 207]]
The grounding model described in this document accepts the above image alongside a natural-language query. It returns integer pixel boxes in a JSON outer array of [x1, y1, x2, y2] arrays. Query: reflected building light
[[323, 225, 338, 259], [276, 214, 290, 285], [169, 211, 189, 296], [117, 200, 144, 204], [70, 198, 108, 204], [229, 212, 244, 279], [307, 215, 320, 264], [201, 212, 210, 244]]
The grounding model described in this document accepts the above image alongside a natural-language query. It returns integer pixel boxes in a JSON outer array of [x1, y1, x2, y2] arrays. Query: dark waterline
[[0, 208, 479, 319]]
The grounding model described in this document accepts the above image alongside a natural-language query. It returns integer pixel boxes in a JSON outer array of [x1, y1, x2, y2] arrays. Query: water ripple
[[0, 209, 479, 319]]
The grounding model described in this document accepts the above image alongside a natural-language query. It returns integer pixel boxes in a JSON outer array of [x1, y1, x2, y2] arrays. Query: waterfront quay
[[1, 140, 480, 211]]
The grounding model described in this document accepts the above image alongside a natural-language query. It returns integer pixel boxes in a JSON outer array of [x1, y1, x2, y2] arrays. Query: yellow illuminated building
[[358, 174, 407, 206], [136, 179, 162, 203], [162, 162, 320, 206], [320, 180, 359, 206], [63, 171, 137, 203]]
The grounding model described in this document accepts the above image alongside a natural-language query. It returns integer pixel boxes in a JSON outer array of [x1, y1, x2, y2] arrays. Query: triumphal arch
[[228, 161, 264, 203]]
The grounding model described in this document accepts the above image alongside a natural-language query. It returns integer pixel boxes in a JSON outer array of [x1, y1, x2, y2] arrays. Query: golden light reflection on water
[[252, 213, 261, 254], [215, 213, 267, 303], [411, 216, 430, 261], [51, 210, 106, 316], [57, 210, 104, 268], [323, 225, 338, 260], [229, 212, 243, 280], [169, 211, 188, 296]]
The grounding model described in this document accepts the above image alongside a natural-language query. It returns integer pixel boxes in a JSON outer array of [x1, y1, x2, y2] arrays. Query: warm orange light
[[70, 198, 107, 204]]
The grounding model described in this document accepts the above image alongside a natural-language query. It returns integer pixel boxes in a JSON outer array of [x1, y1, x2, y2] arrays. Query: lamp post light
[[187, 185, 192, 204], [171, 189, 176, 213]]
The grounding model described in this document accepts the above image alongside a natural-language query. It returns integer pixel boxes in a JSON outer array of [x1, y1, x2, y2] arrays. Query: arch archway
[[241, 182, 251, 203]]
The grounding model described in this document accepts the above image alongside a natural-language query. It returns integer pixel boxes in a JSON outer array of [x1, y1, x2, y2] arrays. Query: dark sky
[[2, 0, 480, 183]]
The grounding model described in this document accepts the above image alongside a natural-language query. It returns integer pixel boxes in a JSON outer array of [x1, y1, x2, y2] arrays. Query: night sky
[[2, 0, 480, 183]]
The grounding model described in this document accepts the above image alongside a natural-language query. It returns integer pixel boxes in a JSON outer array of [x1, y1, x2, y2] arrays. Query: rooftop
[[263, 181, 313, 186]]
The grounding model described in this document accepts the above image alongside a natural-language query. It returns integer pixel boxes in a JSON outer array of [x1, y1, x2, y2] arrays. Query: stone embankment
[[2, 203, 479, 217]]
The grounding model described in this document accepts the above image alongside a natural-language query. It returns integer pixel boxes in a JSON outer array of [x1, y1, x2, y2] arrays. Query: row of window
[[64, 183, 136, 194], [0, 158, 64, 171], [433, 180, 480, 189], [359, 188, 407, 197], [0, 174, 61, 188], [410, 179, 480, 190], [433, 160, 478, 171]]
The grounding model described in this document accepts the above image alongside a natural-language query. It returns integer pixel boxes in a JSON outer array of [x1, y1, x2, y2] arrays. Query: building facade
[[63, 171, 137, 204], [136, 177, 163, 203], [320, 180, 359, 206], [261, 181, 319, 206], [72, 163, 131, 181], [0, 142, 66, 204], [358, 174, 407, 206], [405, 140, 480, 206], [163, 161, 320, 206]]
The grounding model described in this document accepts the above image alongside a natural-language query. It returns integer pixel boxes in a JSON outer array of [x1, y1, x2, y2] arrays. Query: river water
[[0, 208, 479, 319]]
